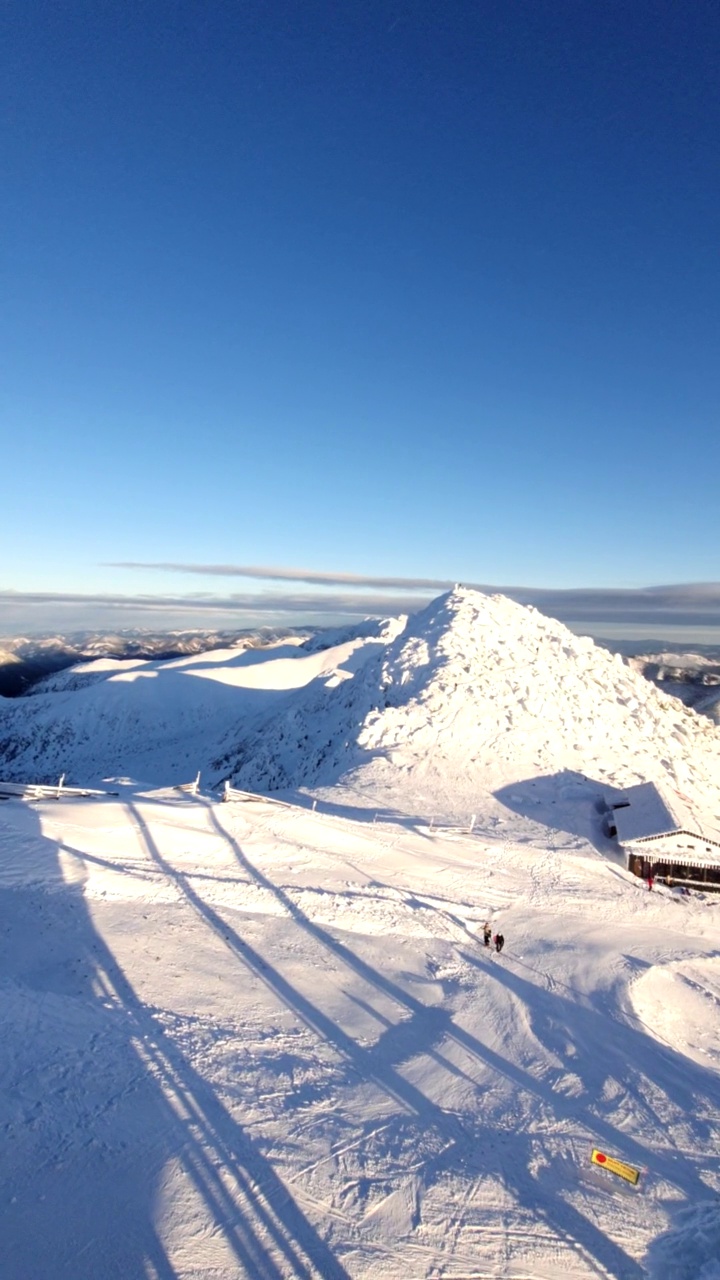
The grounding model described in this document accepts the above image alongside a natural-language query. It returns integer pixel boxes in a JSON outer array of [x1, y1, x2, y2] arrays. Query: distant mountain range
[[0, 627, 310, 698]]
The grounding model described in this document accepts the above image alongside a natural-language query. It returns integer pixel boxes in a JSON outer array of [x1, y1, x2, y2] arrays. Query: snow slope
[[0, 621, 399, 788], [2, 588, 720, 1276], [3, 590, 718, 843], [1, 784, 720, 1278], [226, 589, 720, 833]]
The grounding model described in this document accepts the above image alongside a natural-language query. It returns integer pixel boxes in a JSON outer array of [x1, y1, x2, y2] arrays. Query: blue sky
[[2, 0, 719, 635]]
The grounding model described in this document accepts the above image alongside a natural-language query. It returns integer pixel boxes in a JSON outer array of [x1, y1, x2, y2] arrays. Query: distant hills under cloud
[[1, 568, 719, 639]]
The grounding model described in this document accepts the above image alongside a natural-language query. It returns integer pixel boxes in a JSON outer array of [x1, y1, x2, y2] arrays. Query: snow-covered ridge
[[1, 589, 718, 839], [627, 650, 720, 725], [0, 625, 312, 697], [0, 617, 399, 788], [226, 588, 719, 827]]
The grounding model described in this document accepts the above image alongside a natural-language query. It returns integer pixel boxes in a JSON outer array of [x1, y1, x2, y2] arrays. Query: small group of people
[[483, 922, 504, 953]]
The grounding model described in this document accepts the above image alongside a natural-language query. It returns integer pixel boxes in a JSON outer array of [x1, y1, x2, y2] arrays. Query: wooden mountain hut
[[609, 781, 720, 892]]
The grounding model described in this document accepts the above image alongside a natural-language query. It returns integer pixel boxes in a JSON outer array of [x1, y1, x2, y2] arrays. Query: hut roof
[[612, 781, 720, 848]]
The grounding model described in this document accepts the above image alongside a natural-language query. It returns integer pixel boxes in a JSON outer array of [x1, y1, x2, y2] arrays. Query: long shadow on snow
[[463, 948, 720, 1180], [152, 802, 692, 1279], [131, 804, 477, 1118], [0, 798, 347, 1280], [495, 769, 627, 853], [0, 802, 178, 1280]]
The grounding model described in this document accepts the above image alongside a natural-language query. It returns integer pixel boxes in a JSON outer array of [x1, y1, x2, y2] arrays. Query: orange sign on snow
[[590, 1148, 641, 1186]]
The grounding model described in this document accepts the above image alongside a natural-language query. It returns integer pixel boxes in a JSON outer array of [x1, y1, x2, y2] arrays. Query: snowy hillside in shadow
[[0, 618, 402, 790]]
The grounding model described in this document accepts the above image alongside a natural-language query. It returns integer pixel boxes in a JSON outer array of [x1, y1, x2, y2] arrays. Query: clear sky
[[2, 0, 719, 635]]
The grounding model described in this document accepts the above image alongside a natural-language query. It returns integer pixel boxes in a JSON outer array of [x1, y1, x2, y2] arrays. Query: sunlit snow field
[[1, 590, 720, 1278]]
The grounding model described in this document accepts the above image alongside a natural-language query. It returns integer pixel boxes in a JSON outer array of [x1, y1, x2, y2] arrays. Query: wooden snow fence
[[221, 782, 297, 809], [174, 772, 202, 797], [0, 775, 116, 801]]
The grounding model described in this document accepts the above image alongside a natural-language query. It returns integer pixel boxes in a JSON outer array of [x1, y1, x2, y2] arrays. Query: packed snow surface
[[3, 786, 720, 1278], [1, 589, 720, 1277]]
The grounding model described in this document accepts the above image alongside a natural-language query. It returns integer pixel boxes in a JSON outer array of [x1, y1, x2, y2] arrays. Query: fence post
[[469, 813, 476, 833], [312, 799, 318, 813], [56, 773, 65, 800], [192, 771, 201, 796]]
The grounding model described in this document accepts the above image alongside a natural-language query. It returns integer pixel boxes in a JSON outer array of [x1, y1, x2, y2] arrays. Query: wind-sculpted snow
[[227, 588, 720, 826], [645, 1202, 720, 1279], [631, 957, 720, 1068]]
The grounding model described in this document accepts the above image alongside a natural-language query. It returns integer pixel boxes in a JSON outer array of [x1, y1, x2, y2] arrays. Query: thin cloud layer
[[0, 588, 427, 614], [107, 562, 455, 590], [2, 580, 720, 637], [0, 589, 426, 634], [107, 561, 720, 618]]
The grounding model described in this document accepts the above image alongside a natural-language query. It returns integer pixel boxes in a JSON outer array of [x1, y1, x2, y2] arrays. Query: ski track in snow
[[0, 588, 719, 1278], [2, 787, 720, 1279]]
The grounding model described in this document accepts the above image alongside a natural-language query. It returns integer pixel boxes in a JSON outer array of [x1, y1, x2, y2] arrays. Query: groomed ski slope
[[2, 783, 720, 1280]]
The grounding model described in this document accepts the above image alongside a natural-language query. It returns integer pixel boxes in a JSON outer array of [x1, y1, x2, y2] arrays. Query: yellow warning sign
[[590, 1148, 640, 1186]]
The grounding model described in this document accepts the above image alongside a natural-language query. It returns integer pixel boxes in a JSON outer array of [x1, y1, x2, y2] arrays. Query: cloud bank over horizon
[[2, 569, 720, 643], [106, 561, 720, 614]]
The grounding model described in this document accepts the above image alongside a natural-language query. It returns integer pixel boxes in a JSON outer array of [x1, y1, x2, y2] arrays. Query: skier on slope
[[483, 922, 492, 947], [494, 933, 505, 954]]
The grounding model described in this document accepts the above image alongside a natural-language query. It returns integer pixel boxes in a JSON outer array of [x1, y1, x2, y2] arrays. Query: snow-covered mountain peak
[[1, 590, 718, 838], [377, 585, 597, 709], [229, 588, 719, 827]]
